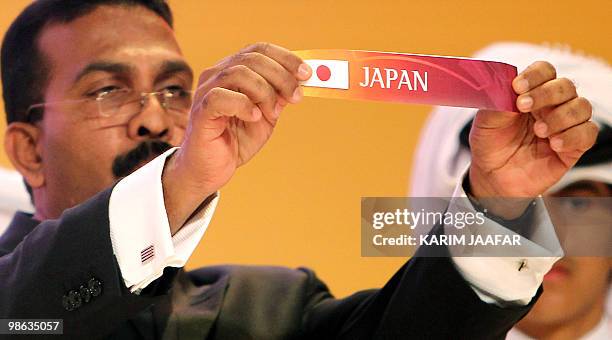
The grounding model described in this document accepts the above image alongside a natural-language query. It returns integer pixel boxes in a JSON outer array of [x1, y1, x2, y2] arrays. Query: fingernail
[[534, 121, 548, 137], [298, 63, 311, 79], [292, 86, 303, 102], [514, 78, 529, 93], [274, 102, 283, 118], [517, 95, 533, 111], [252, 106, 262, 120], [550, 137, 563, 151]]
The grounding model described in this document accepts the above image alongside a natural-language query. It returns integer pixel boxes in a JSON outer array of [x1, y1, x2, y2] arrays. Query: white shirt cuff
[[448, 165, 562, 305], [108, 147, 219, 293]]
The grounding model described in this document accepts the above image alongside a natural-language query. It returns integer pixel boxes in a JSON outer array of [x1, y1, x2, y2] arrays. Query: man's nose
[[127, 95, 173, 141]]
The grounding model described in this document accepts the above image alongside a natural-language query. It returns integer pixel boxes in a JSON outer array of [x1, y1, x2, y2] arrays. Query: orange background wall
[[1, 0, 611, 297]]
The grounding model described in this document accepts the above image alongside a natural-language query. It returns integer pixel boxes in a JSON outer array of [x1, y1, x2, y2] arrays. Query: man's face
[[517, 181, 612, 330], [34, 5, 192, 217]]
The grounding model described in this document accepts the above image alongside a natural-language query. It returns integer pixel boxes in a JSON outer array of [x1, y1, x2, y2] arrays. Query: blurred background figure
[[410, 42, 612, 340], [0, 168, 32, 233]]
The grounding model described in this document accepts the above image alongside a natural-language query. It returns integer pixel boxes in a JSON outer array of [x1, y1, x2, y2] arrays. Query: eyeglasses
[[25, 87, 193, 123]]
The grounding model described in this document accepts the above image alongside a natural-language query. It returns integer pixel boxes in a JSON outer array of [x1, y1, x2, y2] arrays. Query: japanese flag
[[302, 59, 349, 90]]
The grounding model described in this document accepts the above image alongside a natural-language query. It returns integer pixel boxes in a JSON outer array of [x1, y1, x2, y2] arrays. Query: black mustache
[[112, 140, 173, 178]]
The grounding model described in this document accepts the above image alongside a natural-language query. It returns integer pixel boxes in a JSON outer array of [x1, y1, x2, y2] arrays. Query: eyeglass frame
[[23, 87, 193, 123]]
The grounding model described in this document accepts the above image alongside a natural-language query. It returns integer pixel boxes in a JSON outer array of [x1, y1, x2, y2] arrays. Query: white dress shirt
[[448, 169, 562, 305], [108, 148, 219, 293]]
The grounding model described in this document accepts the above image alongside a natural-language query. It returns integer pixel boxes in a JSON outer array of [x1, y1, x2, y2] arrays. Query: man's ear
[[4, 122, 45, 189]]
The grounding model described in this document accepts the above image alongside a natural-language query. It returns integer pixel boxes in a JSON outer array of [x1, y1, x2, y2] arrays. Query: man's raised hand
[[163, 43, 311, 231], [468, 61, 598, 216]]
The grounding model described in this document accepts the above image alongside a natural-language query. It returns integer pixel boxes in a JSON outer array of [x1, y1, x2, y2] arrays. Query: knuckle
[[231, 52, 260, 67], [253, 42, 271, 54], [228, 52, 243, 64], [203, 87, 223, 105], [219, 65, 249, 80], [240, 52, 262, 66], [535, 60, 556, 79], [233, 64, 251, 76], [217, 68, 231, 80], [559, 78, 576, 95], [577, 97, 593, 114], [242, 52, 266, 67]]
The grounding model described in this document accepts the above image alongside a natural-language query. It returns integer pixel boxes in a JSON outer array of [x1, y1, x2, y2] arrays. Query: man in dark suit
[[0, 0, 599, 338]]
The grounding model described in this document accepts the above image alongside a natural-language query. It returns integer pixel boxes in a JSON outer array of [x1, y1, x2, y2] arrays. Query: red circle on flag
[[316, 65, 331, 81]]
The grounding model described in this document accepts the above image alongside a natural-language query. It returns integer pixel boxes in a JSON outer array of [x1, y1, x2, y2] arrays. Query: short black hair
[[1, 0, 173, 202], [1, 0, 173, 125]]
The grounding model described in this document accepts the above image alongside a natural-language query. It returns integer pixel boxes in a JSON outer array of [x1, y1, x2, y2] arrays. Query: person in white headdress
[[411, 42, 611, 340]]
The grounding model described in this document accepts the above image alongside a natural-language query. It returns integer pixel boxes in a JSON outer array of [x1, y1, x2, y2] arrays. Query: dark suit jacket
[[0, 188, 541, 339]]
